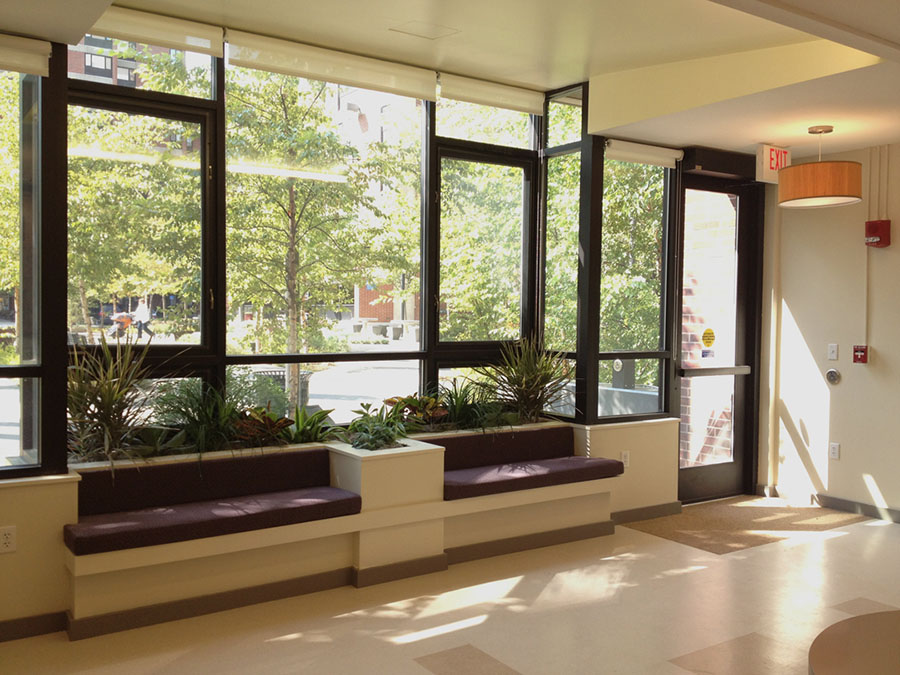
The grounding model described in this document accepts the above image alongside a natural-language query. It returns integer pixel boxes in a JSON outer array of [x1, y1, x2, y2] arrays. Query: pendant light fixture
[[778, 125, 862, 208]]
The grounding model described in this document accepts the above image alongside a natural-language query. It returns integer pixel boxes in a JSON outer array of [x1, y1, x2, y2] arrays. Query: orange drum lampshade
[[778, 160, 862, 209]]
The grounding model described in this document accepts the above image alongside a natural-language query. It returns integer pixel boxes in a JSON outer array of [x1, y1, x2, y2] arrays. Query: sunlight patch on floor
[[387, 614, 487, 644], [415, 576, 523, 620]]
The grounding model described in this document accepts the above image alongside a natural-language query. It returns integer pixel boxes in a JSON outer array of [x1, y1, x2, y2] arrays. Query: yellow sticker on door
[[702, 328, 716, 348]]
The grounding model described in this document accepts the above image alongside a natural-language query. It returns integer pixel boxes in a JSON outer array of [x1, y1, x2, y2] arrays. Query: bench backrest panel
[[76, 448, 332, 516], [434, 425, 574, 471]]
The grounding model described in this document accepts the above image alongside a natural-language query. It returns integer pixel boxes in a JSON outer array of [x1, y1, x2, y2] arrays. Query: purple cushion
[[64, 486, 361, 555], [434, 426, 575, 471], [76, 448, 332, 516], [444, 456, 624, 500]]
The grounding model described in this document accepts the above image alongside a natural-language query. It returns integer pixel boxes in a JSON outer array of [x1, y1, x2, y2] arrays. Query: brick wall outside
[[358, 285, 393, 321], [357, 284, 421, 322]]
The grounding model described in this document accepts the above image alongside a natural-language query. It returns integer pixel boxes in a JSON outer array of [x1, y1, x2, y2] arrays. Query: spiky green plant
[[151, 380, 240, 453], [67, 336, 152, 463], [439, 378, 499, 430], [282, 407, 338, 444], [471, 338, 572, 424]]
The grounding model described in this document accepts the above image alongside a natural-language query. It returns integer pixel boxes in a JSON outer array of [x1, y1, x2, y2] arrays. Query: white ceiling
[[7, 0, 900, 158], [116, 0, 818, 90]]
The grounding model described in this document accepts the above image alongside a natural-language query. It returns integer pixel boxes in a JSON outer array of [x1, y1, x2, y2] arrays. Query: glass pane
[[544, 152, 580, 353], [225, 66, 422, 356], [436, 98, 532, 148], [679, 374, 734, 467], [546, 90, 582, 148], [681, 189, 738, 368], [67, 106, 203, 345], [599, 160, 666, 352], [0, 71, 39, 366], [0, 379, 38, 468], [440, 158, 524, 341], [68, 35, 213, 99], [230, 361, 420, 425], [598, 358, 662, 416]]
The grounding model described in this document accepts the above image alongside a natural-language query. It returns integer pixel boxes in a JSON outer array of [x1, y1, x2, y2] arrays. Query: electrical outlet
[[829, 442, 841, 460], [0, 525, 15, 553], [621, 450, 630, 468]]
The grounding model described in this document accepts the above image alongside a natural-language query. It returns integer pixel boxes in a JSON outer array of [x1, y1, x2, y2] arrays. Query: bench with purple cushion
[[435, 425, 624, 500], [64, 448, 362, 556]]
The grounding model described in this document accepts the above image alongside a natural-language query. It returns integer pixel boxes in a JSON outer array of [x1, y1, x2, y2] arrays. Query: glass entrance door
[[677, 175, 763, 503]]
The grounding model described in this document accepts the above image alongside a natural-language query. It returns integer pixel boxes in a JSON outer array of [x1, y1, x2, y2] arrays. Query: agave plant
[[344, 402, 407, 450], [471, 338, 572, 424], [67, 336, 153, 463]]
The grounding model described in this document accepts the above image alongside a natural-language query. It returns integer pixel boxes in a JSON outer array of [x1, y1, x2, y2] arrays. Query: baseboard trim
[[0, 612, 67, 643], [612, 501, 682, 524], [352, 554, 448, 588], [756, 484, 778, 498], [816, 494, 900, 523], [445, 521, 614, 565], [66, 567, 354, 640]]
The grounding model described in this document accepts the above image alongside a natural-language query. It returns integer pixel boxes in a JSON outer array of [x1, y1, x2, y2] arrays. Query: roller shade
[[0, 34, 51, 77], [605, 139, 683, 169], [91, 6, 224, 57], [439, 73, 544, 115], [226, 29, 436, 101]]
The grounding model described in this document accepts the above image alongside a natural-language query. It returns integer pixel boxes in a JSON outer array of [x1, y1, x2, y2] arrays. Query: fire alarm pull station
[[865, 220, 890, 247], [853, 345, 868, 363]]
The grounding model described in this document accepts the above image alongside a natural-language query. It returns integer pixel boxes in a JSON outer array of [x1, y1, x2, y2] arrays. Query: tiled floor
[[2, 517, 898, 674]]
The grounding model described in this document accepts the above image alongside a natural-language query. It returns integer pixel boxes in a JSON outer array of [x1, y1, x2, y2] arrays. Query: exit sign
[[756, 144, 791, 183]]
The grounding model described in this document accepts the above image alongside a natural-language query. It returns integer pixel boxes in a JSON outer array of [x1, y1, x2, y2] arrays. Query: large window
[[439, 158, 525, 342], [225, 66, 422, 359], [543, 152, 580, 353], [597, 159, 668, 416], [223, 65, 424, 412], [0, 69, 41, 470], [67, 106, 204, 346], [9, 25, 692, 477]]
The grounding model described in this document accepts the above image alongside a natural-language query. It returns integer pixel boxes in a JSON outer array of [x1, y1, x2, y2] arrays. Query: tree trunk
[[78, 279, 94, 343], [285, 180, 301, 408], [13, 286, 19, 353]]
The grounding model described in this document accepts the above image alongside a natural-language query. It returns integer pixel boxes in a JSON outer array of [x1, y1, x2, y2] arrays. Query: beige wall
[[576, 418, 679, 514], [0, 475, 78, 622], [760, 144, 900, 513]]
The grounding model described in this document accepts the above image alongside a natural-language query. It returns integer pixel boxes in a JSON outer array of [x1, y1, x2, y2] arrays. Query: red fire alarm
[[865, 220, 890, 247], [853, 345, 868, 363]]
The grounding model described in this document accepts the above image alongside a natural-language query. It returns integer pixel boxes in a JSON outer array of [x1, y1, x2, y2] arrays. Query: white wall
[[760, 144, 900, 514], [576, 418, 679, 515]]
